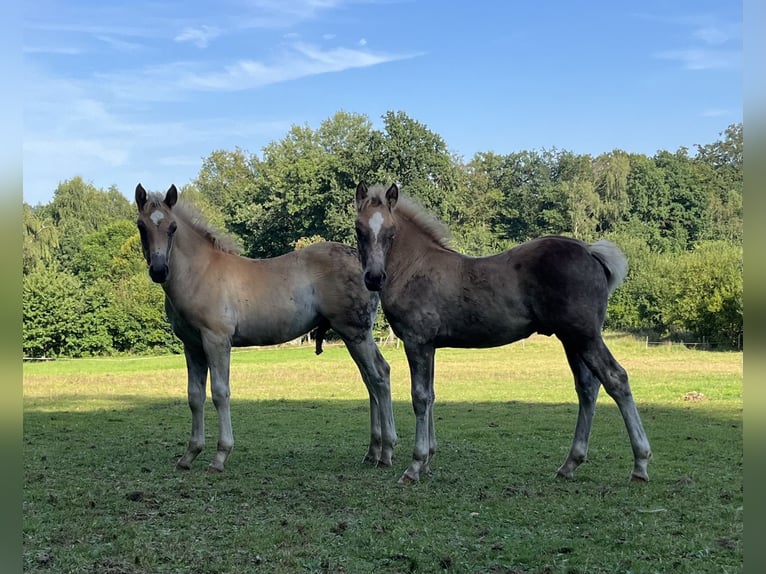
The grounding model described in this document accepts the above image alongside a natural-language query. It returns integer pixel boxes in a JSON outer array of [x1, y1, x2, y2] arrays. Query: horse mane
[[363, 184, 453, 250], [145, 192, 242, 255]]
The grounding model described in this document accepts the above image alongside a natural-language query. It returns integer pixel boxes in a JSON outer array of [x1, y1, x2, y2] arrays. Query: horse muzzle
[[363, 270, 386, 292], [148, 254, 170, 283]]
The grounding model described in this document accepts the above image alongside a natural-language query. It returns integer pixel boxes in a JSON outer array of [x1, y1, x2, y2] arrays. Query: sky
[[23, 0, 742, 206]]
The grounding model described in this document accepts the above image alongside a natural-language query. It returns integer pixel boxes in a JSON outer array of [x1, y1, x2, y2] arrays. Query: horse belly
[[436, 316, 534, 349], [386, 297, 533, 349], [229, 293, 320, 347]]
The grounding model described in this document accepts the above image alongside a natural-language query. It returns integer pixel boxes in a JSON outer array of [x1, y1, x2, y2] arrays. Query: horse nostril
[[149, 264, 169, 283], [363, 271, 386, 291]]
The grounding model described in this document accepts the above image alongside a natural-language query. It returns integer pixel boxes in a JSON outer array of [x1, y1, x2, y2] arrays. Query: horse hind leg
[[177, 346, 208, 470], [556, 347, 601, 479], [580, 338, 652, 481]]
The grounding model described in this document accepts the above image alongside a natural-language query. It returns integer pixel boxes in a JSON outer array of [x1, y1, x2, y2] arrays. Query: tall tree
[[694, 124, 743, 243], [377, 111, 464, 222], [554, 150, 599, 241], [593, 150, 630, 233], [654, 148, 708, 250], [495, 150, 566, 241], [42, 178, 133, 271], [23, 203, 60, 274]]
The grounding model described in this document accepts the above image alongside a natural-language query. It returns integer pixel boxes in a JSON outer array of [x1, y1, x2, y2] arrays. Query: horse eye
[[136, 220, 146, 230], [168, 221, 178, 235]]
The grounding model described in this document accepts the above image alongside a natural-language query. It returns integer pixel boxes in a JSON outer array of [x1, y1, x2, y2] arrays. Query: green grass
[[23, 334, 743, 573]]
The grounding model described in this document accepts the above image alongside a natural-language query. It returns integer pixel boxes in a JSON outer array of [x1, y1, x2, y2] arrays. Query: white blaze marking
[[368, 211, 384, 241], [150, 210, 165, 226]]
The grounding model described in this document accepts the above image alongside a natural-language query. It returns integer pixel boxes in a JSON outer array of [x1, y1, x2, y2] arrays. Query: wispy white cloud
[[649, 12, 740, 72], [179, 42, 420, 92], [21, 0, 422, 203], [692, 26, 730, 46], [174, 26, 222, 48], [95, 34, 143, 52], [23, 45, 83, 55], [655, 48, 739, 70], [701, 108, 733, 118], [237, 0, 348, 28]]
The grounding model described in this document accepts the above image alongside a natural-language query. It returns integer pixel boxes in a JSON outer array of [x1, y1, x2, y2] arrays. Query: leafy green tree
[[111, 233, 148, 280], [694, 124, 743, 244], [376, 110, 464, 222], [663, 241, 743, 347], [695, 123, 743, 173], [457, 152, 509, 254], [495, 150, 567, 241], [21, 111, 744, 355], [23, 203, 60, 274], [109, 273, 181, 354], [593, 150, 630, 233], [23, 268, 84, 357], [248, 124, 333, 256], [603, 230, 670, 333], [194, 147, 260, 241], [69, 220, 138, 282], [621, 154, 673, 251], [42, 178, 134, 272], [554, 150, 599, 241], [653, 148, 709, 250]]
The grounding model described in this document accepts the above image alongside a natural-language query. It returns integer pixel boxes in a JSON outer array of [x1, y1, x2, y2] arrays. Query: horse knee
[[411, 387, 431, 415], [379, 357, 391, 379], [211, 386, 231, 408], [603, 372, 633, 400]]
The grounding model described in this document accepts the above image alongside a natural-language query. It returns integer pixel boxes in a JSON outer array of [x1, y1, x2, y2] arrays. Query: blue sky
[[23, 0, 742, 206]]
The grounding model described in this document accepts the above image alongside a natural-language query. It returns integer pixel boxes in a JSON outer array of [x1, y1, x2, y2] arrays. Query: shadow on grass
[[24, 398, 742, 574]]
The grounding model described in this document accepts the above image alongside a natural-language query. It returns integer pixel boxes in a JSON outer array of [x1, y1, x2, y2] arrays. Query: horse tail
[[313, 320, 330, 355], [588, 240, 629, 296]]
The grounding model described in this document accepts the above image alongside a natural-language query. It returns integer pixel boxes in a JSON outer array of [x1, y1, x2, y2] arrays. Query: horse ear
[[135, 183, 147, 211], [164, 184, 178, 208], [385, 184, 399, 210], [355, 181, 369, 209]]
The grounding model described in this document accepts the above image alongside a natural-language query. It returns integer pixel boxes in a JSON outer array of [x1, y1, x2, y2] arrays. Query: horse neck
[[165, 221, 215, 288], [388, 214, 445, 274]]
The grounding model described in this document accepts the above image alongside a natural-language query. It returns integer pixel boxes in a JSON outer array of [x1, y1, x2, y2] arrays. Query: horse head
[[354, 182, 399, 291], [135, 183, 179, 283]]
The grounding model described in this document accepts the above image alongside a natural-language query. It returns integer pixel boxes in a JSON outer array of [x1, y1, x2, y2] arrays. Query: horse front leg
[[177, 345, 208, 470], [400, 343, 436, 483], [344, 336, 397, 467], [556, 346, 601, 479], [204, 335, 234, 472]]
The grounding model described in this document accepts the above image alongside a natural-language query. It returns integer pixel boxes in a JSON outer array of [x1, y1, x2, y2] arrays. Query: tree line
[[22, 111, 743, 357]]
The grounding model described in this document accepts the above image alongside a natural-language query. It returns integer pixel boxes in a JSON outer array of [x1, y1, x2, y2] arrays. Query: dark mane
[[362, 184, 453, 250], [145, 192, 242, 255]]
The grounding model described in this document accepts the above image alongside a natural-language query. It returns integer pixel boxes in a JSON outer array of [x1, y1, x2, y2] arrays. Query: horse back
[[383, 235, 614, 347]]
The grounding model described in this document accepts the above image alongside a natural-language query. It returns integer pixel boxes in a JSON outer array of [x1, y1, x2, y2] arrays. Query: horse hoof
[[207, 464, 224, 474], [176, 461, 192, 471], [630, 473, 649, 482], [398, 472, 418, 484]]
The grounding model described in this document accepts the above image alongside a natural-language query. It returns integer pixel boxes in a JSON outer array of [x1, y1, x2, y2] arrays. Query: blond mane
[[362, 184, 453, 251], [145, 192, 242, 255]]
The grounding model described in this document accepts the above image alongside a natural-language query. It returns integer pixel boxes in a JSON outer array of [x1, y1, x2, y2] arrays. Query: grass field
[[23, 334, 743, 573]]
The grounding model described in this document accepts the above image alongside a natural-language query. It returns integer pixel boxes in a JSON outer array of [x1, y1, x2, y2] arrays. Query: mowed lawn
[[23, 334, 742, 574]]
